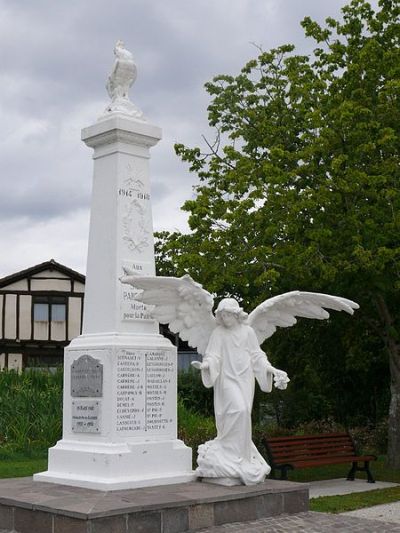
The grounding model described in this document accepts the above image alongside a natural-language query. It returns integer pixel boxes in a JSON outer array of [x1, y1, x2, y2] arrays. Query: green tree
[[160, 0, 400, 465]]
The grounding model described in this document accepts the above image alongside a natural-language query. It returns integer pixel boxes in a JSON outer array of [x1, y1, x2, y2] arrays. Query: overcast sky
[[0, 0, 357, 277]]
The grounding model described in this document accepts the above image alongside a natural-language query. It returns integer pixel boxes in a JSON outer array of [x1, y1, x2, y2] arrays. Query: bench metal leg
[[278, 466, 293, 481], [280, 467, 288, 481], [346, 461, 375, 483], [365, 461, 375, 483], [346, 462, 357, 481]]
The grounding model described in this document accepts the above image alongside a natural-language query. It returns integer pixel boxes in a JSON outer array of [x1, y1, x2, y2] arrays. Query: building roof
[[0, 259, 85, 288]]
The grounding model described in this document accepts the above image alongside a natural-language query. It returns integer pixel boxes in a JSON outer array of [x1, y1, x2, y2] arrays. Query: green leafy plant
[[157, 0, 400, 467]]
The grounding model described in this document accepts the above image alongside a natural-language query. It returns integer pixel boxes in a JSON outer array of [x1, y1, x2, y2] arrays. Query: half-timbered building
[[0, 259, 85, 370], [0, 259, 199, 371]]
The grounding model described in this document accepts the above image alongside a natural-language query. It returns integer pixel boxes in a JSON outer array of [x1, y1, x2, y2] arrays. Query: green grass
[[310, 486, 400, 513], [0, 457, 48, 479], [288, 456, 400, 514]]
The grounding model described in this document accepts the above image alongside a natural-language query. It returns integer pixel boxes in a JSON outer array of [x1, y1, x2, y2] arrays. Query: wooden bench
[[263, 432, 377, 483]]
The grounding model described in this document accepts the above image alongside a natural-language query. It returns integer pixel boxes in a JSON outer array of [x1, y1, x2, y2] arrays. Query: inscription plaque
[[115, 348, 176, 436], [71, 355, 103, 397], [72, 400, 101, 433]]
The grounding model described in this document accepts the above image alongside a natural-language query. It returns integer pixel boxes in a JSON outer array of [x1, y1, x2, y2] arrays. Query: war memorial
[[0, 43, 377, 533]]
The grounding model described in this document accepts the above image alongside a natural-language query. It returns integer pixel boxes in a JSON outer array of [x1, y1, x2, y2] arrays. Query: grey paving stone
[[162, 507, 189, 533], [0, 476, 315, 531], [188, 503, 214, 530], [0, 505, 13, 530], [127, 510, 161, 533], [255, 492, 283, 518], [14, 507, 53, 533], [91, 514, 127, 533], [0, 477, 308, 519], [54, 514, 88, 533], [214, 496, 260, 525], [282, 489, 308, 513]]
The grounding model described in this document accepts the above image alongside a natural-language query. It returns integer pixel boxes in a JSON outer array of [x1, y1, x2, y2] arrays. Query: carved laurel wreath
[[121, 164, 150, 253]]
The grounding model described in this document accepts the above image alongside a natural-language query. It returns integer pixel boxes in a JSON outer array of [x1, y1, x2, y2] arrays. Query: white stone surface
[[35, 333, 193, 490], [100, 40, 145, 121], [195, 307, 276, 486], [34, 51, 193, 490], [120, 278, 359, 487], [309, 478, 399, 498], [81, 115, 161, 337]]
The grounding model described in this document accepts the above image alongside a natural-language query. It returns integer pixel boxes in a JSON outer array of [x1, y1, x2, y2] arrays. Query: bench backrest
[[264, 432, 356, 464]]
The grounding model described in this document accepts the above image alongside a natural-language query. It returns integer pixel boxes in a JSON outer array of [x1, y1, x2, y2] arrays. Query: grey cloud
[[0, 0, 356, 276]]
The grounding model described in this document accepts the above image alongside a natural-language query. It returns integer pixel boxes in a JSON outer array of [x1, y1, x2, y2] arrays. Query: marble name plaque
[[71, 354, 103, 397], [115, 348, 176, 436], [72, 400, 101, 433]]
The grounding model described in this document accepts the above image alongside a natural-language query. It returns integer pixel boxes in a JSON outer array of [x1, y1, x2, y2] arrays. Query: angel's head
[[215, 298, 248, 328]]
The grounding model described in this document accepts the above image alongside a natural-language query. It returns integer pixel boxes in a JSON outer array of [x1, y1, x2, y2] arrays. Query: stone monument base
[[34, 438, 194, 490], [0, 477, 308, 533], [34, 332, 194, 491]]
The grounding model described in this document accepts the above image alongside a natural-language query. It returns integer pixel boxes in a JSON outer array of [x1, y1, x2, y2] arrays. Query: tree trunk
[[375, 295, 400, 468], [388, 350, 400, 468]]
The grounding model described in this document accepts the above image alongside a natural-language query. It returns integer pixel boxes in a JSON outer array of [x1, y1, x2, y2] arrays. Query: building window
[[33, 296, 67, 322], [33, 303, 49, 321], [52, 303, 66, 321]]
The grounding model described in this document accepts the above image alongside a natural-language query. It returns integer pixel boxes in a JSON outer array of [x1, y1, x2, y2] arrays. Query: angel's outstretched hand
[[191, 360, 210, 371], [272, 369, 290, 390]]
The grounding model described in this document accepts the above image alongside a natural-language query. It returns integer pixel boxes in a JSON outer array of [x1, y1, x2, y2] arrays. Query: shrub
[[178, 368, 214, 418], [0, 369, 63, 453], [177, 400, 215, 468]]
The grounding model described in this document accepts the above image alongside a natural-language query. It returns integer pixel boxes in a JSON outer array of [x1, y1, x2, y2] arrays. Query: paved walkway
[[309, 478, 399, 498], [344, 502, 400, 524], [200, 511, 400, 532]]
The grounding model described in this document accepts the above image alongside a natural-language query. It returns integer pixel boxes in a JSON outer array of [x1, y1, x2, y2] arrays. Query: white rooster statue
[[101, 40, 145, 120]]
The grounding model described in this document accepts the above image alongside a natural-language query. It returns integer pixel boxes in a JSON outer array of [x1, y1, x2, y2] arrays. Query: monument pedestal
[[34, 93, 194, 489], [0, 477, 309, 533], [35, 332, 194, 490], [34, 440, 193, 491]]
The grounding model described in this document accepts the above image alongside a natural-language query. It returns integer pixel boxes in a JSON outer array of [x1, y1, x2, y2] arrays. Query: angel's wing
[[248, 291, 359, 344], [120, 274, 216, 356]]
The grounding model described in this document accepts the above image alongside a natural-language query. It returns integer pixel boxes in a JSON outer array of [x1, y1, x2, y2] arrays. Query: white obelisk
[[34, 41, 194, 490]]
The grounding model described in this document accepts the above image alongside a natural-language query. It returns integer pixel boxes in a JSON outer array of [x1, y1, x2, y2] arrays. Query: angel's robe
[[196, 323, 274, 485]]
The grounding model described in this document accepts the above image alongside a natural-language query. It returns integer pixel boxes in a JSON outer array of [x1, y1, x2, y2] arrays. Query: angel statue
[[101, 40, 144, 120], [121, 273, 359, 486]]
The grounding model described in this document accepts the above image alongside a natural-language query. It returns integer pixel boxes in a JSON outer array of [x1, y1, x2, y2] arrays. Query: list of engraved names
[[116, 349, 175, 435]]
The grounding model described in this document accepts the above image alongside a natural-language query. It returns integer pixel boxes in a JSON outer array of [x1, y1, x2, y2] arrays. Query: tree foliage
[[156, 0, 400, 465]]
